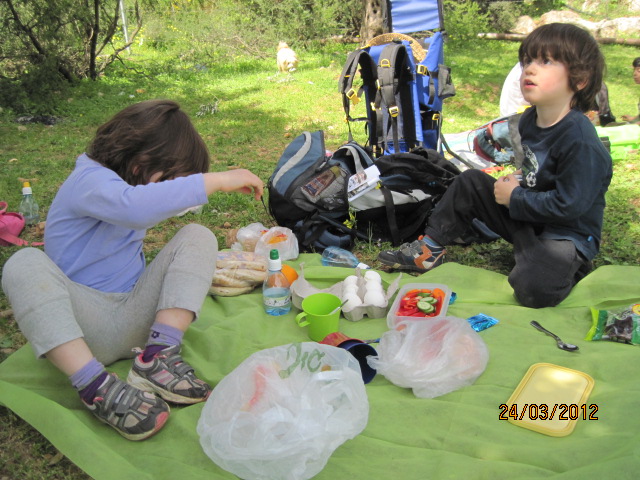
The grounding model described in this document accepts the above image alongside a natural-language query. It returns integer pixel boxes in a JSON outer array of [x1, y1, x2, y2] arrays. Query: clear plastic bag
[[254, 226, 299, 261], [235, 222, 268, 251], [197, 343, 369, 480], [368, 316, 489, 398]]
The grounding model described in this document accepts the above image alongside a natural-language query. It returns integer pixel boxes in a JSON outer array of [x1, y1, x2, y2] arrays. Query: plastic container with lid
[[386, 282, 452, 330], [504, 363, 595, 437]]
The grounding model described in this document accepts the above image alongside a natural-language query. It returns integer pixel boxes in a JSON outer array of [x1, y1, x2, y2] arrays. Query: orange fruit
[[281, 264, 299, 284]]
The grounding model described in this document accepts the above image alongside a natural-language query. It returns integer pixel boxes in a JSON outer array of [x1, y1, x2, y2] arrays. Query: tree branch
[[3, 0, 75, 81]]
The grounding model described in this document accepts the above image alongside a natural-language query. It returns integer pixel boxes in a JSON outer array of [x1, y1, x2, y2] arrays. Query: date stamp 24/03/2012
[[498, 403, 599, 421]]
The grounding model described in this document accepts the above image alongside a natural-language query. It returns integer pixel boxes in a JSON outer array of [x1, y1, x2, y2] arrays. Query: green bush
[[0, 59, 70, 116], [487, 1, 520, 32], [519, 0, 566, 17], [443, 0, 490, 44], [218, 0, 360, 48], [140, 0, 360, 67]]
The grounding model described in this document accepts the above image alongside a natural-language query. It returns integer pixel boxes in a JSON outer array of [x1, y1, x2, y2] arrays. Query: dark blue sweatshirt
[[509, 107, 613, 260]]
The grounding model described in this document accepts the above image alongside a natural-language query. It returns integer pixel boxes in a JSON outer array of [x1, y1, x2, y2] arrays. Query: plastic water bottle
[[19, 181, 40, 225], [263, 249, 291, 316], [321, 246, 369, 269]]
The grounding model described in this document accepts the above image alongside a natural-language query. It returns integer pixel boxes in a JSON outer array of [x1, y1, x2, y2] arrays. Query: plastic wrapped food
[[586, 303, 640, 345]]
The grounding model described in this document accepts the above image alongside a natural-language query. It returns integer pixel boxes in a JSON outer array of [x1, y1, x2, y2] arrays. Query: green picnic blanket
[[1, 256, 639, 479]]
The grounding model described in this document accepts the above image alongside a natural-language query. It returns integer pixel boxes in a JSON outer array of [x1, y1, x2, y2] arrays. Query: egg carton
[[291, 264, 402, 322]]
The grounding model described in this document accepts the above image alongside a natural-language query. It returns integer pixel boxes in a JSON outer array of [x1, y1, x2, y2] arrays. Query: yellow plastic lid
[[505, 363, 594, 437]]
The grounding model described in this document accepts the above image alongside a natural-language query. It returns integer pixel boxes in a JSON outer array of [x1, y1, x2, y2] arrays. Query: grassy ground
[[1, 36, 639, 478]]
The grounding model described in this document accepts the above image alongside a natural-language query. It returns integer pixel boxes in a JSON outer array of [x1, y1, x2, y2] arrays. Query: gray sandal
[[83, 373, 170, 441]]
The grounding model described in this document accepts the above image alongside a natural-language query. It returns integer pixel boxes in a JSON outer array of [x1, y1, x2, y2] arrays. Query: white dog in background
[[277, 42, 299, 73]]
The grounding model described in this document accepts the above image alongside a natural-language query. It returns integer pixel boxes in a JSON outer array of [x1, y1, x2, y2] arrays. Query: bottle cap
[[22, 181, 32, 195], [268, 249, 282, 270]]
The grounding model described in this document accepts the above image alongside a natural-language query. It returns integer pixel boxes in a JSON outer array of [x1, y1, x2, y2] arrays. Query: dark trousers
[[425, 169, 591, 308]]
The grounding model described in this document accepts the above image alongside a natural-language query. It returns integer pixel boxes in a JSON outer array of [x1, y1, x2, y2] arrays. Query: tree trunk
[[360, 0, 388, 45], [478, 32, 640, 46]]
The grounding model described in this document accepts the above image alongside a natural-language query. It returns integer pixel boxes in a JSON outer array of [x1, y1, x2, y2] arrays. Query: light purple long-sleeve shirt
[[44, 154, 207, 293]]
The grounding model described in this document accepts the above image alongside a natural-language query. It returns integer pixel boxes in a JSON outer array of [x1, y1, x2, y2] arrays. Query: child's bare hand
[[494, 174, 520, 206], [204, 170, 264, 200]]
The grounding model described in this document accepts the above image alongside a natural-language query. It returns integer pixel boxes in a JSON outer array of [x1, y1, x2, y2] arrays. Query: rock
[[539, 10, 599, 34], [597, 17, 640, 37], [583, 0, 640, 13], [512, 15, 537, 34]]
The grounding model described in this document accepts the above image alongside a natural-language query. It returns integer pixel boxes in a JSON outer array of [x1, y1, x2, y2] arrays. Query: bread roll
[[216, 251, 268, 271], [209, 284, 256, 296]]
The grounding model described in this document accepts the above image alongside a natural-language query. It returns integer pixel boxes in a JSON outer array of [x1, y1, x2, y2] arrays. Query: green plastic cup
[[295, 293, 342, 341]]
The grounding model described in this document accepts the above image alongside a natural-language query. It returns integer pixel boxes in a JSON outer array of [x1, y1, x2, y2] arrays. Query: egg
[[363, 289, 386, 307], [365, 279, 384, 293], [343, 284, 359, 296], [343, 275, 358, 286], [364, 270, 381, 283], [342, 292, 363, 310]]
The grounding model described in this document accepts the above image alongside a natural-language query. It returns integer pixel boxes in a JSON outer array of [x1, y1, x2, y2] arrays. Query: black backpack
[[267, 130, 460, 251]]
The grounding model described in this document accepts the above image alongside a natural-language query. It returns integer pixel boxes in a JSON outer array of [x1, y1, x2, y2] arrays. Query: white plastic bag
[[234, 222, 268, 251], [368, 317, 489, 398], [197, 343, 369, 480], [254, 226, 299, 261]]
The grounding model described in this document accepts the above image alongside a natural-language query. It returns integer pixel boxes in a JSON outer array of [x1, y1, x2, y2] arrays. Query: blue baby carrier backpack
[[338, 0, 455, 156]]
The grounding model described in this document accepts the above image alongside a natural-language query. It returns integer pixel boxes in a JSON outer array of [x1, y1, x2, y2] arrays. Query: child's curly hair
[[518, 23, 605, 113], [87, 99, 210, 185]]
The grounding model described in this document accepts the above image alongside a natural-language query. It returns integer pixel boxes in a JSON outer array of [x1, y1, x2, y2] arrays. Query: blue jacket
[[509, 107, 612, 260]]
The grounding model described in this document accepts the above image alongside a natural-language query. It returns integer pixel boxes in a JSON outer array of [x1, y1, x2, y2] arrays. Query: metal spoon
[[530, 320, 579, 352], [329, 299, 349, 315]]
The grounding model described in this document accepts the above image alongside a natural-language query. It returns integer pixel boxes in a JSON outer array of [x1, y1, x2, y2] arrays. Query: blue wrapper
[[467, 313, 499, 332], [449, 292, 457, 304]]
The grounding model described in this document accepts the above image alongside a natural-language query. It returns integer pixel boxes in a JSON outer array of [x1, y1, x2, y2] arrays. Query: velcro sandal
[[127, 345, 211, 404], [83, 373, 170, 441]]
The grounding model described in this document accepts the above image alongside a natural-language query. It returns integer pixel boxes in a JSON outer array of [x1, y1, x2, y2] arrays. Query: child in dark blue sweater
[[379, 23, 613, 308]]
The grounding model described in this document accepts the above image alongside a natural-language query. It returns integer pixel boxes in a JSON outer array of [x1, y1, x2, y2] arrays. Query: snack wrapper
[[586, 303, 640, 345]]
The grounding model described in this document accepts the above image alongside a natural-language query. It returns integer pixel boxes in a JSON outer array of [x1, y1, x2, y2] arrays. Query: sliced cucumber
[[417, 300, 435, 314]]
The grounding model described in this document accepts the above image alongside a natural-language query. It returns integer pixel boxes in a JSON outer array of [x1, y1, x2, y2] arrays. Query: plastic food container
[[386, 283, 452, 330], [505, 363, 595, 437]]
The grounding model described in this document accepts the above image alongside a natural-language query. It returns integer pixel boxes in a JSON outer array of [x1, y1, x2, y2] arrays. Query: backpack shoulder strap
[[338, 50, 377, 143], [376, 43, 416, 153], [375, 185, 431, 246]]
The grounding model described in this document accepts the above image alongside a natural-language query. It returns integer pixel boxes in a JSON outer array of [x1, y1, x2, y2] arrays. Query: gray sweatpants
[[1, 224, 218, 365]]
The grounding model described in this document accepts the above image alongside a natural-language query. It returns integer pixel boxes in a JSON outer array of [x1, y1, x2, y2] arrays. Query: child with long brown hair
[[2, 99, 264, 440]]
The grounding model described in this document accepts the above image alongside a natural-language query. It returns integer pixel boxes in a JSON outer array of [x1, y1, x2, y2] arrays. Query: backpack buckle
[[389, 106, 399, 117], [416, 64, 429, 75], [379, 59, 391, 68], [346, 88, 360, 105]]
